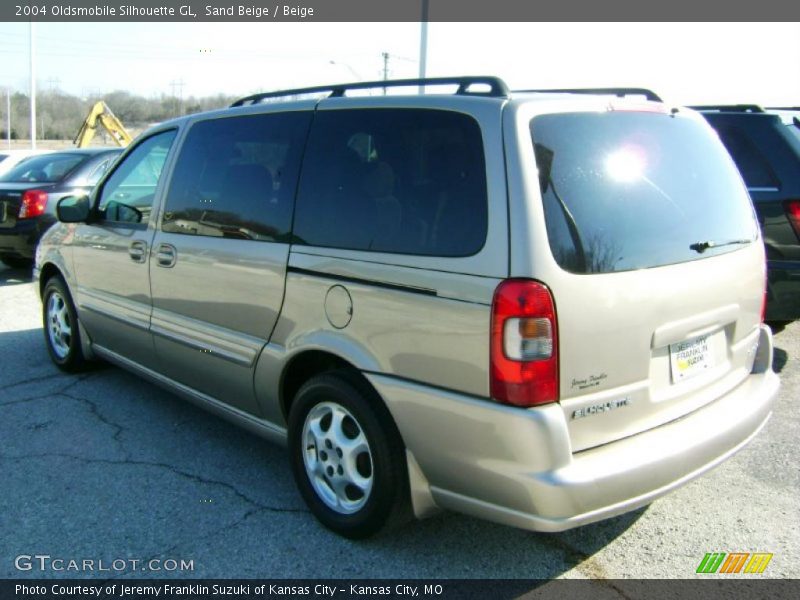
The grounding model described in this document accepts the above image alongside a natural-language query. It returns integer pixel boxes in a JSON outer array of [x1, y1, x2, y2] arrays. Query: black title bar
[[4, 0, 800, 22], [3, 579, 800, 600]]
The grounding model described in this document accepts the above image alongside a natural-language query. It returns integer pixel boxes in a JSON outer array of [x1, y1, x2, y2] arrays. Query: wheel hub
[[46, 291, 72, 360], [301, 401, 374, 515]]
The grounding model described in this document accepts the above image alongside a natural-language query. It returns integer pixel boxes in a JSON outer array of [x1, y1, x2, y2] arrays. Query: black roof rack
[[689, 104, 765, 113], [766, 106, 800, 111], [515, 87, 662, 102], [230, 76, 510, 107]]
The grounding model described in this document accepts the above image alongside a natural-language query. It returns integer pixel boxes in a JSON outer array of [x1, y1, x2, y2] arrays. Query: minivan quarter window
[[293, 108, 488, 257]]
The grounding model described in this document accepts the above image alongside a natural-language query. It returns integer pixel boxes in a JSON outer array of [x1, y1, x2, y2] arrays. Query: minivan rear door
[[507, 103, 765, 452]]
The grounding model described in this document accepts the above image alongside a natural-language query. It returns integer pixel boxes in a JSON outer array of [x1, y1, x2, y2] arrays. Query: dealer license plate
[[669, 334, 712, 383]]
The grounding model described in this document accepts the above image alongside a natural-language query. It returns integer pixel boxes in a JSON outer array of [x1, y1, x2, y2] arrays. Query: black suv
[[693, 105, 800, 323]]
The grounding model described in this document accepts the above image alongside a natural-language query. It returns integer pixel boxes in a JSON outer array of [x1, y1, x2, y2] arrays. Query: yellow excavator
[[74, 101, 133, 148]]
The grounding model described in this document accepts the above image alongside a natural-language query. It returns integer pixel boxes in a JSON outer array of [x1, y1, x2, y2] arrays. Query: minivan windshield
[[531, 111, 758, 274]]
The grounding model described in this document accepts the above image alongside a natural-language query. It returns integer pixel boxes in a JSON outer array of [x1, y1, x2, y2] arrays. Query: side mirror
[[56, 195, 91, 223], [104, 200, 143, 224]]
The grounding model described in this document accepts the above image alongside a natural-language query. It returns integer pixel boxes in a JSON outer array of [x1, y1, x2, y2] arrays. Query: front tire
[[288, 372, 408, 539], [42, 277, 86, 372]]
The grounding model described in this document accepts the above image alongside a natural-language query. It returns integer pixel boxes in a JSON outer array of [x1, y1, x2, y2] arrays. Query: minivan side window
[[162, 112, 312, 242], [97, 130, 177, 226], [293, 108, 488, 257]]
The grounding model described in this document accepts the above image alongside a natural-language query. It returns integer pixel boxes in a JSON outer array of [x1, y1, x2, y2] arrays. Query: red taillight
[[785, 199, 800, 241], [18, 189, 48, 219], [490, 279, 559, 407]]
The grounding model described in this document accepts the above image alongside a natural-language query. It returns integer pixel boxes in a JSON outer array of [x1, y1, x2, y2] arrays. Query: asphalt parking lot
[[1, 262, 798, 586]]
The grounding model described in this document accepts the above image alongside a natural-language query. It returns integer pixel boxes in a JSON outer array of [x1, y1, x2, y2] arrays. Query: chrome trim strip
[[287, 265, 437, 297], [77, 287, 150, 332], [150, 308, 264, 368]]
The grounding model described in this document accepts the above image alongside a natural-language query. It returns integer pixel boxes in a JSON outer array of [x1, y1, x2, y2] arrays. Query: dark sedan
[[0, 148, 121, 268]]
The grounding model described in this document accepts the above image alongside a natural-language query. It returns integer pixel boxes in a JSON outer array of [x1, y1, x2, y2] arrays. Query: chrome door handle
[[128, 240, 147, 263], [156, 243, 177, 268]]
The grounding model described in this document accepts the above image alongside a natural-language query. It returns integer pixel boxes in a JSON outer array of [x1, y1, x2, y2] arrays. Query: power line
[[0, 46, 322, 63], [0, 32, 340, 61]]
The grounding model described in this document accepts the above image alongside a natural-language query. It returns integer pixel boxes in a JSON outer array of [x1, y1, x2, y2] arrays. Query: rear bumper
[[368, 325, 779, 532], [766, 259, 800, 321], [0, 217, 47, 259]]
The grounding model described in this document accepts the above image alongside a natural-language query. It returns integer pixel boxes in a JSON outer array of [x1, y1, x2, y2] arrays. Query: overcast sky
[[0, 22, 798, 106]]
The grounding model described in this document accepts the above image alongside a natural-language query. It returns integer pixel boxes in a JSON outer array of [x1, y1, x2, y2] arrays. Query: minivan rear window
[[531, 112, 759, 274]]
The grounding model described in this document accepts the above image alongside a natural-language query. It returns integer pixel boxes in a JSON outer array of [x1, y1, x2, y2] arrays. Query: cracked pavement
[[1, 264, 798, 588]]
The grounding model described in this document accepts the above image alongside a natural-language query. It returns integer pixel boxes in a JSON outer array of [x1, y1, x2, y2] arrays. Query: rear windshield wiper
[[689, 239, 752, 254]]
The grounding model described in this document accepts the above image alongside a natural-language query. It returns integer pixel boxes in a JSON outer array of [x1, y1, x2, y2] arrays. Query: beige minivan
[[35, 77, 779, 538]]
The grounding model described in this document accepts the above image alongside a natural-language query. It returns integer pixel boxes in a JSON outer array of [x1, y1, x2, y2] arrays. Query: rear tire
[[42, 277, 86, 372], [288, 372, 408, 539]]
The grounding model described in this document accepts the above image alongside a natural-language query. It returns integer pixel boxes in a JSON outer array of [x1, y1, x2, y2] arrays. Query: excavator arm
[[74, 101, 133, 148]]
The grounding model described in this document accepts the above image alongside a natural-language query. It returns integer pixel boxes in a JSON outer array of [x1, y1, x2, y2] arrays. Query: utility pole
[[382, 52, 390, 81], [381, 52, 389, 95], [5, 88, 10, 150], [419, 0, 429, 94], [29, 22, 36, 149], [170, 79, 185, 115]]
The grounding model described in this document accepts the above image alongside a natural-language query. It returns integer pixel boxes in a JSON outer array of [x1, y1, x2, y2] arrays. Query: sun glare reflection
[[605, 146, 647, 182]]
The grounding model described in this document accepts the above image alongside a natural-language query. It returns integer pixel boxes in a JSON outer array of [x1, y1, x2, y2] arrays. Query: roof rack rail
[[516, 87, 662, 102], [766, 106, 800, 111], [230, 76, 510, 107], [688, 104, 765, 113]]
